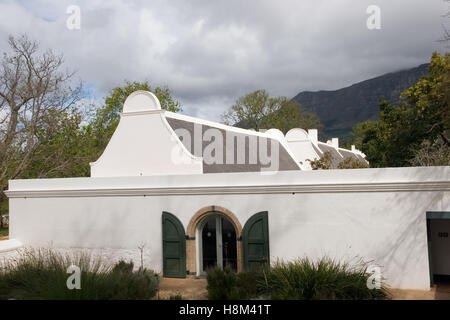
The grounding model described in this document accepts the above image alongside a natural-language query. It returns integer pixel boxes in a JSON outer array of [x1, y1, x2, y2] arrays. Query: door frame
[[426, 211, 450, 287], [197, 213, 236, 275], [187, 206, 243, 276]]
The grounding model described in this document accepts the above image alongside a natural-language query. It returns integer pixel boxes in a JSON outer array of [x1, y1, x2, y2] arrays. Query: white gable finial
[[123, 90, 161, 113], [286, 128, 309, 142]]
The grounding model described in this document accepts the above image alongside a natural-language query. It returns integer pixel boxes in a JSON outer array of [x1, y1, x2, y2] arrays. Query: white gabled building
[[2, 91, 450, 290]]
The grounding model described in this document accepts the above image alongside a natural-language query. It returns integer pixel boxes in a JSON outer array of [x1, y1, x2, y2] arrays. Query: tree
[[20, 109, 93, 178], [308, 151, 333, 170], [85, 81, 182, 166], [409, 138, 450, 166], [0, 34, 82, 202], [222, 89, 322, 133], [337, 157, 369, 169], [352, 52, 450, 167], [308, 151, 369, 170]]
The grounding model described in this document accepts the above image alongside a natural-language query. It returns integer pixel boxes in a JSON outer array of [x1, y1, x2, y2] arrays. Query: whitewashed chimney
[[308, 129, 318, 145], [351, 145, 356, 152], [331, 138, 339, 149]]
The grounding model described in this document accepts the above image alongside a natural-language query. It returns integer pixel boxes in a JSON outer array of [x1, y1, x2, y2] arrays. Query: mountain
[[292, 63, 429, 142]]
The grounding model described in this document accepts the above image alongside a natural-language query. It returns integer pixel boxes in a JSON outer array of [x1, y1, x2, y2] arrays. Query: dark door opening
[[427, 212, 450, 287], [202, 216, 217, 270], [222, 218, 237, 271], [201, 215, 237, 272]]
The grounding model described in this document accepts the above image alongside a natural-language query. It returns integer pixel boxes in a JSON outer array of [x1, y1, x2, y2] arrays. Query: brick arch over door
[[186, 205, 243, 274]]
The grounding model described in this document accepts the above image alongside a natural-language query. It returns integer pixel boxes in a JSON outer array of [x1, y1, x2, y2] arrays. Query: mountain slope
[[292, 63, 429, 141]]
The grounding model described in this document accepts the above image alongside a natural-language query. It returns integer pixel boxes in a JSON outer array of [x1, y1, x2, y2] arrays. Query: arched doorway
[[200, 214, 237, 273], [186, 206, 243, 276]]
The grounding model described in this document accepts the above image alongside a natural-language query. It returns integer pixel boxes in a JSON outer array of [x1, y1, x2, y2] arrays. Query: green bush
[[206, 258, 388, 300], [236, 271, 263, 299], [0, 227, 8, 237], [206, 267, 240, 300], [206, 267, 264, 300], [259, 257, 388, 300], [0, 248, 159, 300]]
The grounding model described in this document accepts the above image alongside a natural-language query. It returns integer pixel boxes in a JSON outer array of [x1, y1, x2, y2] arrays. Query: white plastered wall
[[4, 167, 450, 290]]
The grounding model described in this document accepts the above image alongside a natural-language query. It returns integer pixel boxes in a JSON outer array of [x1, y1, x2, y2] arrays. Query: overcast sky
[[0, 0, 448, 121]]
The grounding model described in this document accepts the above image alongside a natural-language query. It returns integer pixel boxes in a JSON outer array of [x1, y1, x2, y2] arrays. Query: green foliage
[[0, 227, 8, 237], [21, 110, 93, 178], [235, 271, 263, 299], [206, 267, 266, 300], [308, 151, 333, 170], [108, 260, 159, 300], [353, 52, 450, 167], [206, 267, 241, 300], [222, 89, 322, 134], [0, 248, 159, 300], [111, 259, 135, 274], [259, 258, 388, 300], [207, 258, 388, 300], [309, 151, 368, 170], [337, 157, 369, 169]]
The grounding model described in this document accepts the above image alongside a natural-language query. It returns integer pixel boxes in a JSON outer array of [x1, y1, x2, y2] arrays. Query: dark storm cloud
[[0, 0, 448, 121]]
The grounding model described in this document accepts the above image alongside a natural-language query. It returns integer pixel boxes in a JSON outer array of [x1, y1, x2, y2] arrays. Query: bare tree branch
[[0, 34, 82, 201]]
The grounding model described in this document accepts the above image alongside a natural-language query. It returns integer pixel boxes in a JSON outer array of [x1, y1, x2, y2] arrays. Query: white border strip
[[5, 181, 450, 198]]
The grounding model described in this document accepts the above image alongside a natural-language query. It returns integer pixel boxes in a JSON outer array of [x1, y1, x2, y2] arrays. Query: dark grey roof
[[166, 117, 299, 173], [338, 149, 360, 161], [356, 154, 369, 164], [316, 143, 368, 168], [317, 143, 344, 168]]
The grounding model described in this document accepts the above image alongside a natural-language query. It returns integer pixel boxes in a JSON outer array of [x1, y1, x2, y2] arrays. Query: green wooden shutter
[[162, 212, 186, 278], [242, 211, 270, 270]]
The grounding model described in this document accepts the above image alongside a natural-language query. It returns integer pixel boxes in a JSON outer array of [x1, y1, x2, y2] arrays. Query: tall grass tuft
[[0, 248, 159, 300], [259, 257, 388, 300], [206, 257, 388, 300]]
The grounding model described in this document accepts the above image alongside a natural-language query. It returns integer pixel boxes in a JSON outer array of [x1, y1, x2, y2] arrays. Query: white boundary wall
[[3, 166, 450, 290]]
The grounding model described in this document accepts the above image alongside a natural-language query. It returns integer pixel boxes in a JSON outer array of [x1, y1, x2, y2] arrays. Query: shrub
[[206, 267, 240, 300], [0, 248, 159, 300], [259, 257, 388, 300], [236, 271, 263, 299], [206, 267, 265, 300], [206, 258, 388, 300]]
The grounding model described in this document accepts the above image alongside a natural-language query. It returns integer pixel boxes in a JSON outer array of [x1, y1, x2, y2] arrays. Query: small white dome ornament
[[122, 90, 161, 113], [265, 128, 285, 141], [285, 128, 309, 142]]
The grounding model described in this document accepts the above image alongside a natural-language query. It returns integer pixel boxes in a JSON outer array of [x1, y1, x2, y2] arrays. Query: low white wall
[[5, 166, 450, 290]]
